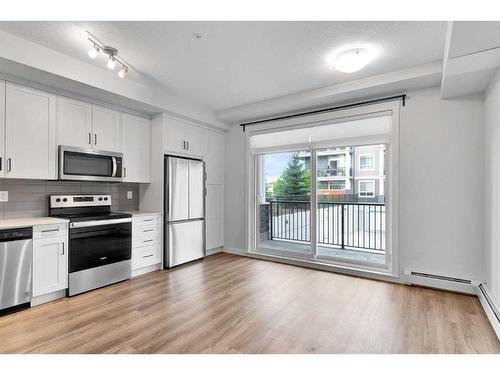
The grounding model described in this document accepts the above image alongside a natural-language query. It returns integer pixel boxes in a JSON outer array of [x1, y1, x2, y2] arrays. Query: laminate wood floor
[[0, 253, 498, 354]]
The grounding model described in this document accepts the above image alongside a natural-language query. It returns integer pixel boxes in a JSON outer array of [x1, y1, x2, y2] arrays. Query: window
[[358, 180, 375, 197], [359, 154, 375, 171]]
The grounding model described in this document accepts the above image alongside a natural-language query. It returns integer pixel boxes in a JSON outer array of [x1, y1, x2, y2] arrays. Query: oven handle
[[112, 156, 117, 177], [70, 218, 132, 228]]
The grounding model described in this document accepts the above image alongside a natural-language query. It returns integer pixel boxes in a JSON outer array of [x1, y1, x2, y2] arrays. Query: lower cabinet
[[32, 226, 68, 298], [131, 214, 162, 276]]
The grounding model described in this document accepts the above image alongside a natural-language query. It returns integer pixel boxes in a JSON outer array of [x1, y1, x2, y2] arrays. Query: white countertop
[[124, 211, 162, 217], [0, 217, 69, 230]]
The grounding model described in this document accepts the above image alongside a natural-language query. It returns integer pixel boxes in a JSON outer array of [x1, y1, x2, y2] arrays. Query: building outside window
[[359, 154, 375, 171], [358, 180, 375, 197]]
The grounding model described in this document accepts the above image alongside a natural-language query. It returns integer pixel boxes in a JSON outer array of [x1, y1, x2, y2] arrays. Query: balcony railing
[[317, 167, 350, 177], [268, 200, 385, 252]]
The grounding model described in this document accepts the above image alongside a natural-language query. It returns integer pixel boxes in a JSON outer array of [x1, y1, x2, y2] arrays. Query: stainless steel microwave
[[59, 146, 123, 182]]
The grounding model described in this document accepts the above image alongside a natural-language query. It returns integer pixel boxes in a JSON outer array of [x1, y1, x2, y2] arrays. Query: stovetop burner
[[48, 194, 131, 223]]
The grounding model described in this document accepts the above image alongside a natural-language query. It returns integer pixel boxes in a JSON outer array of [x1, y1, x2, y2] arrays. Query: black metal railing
[[269, 200, 385, 252]]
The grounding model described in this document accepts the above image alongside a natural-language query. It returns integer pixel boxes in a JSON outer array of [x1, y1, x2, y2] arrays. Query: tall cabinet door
[[204, 129, 225, 185], [121, 113, 151, 183], [92, 105, 121, 152], [5, 82, 57, 179], [0, 80, 5, 177]]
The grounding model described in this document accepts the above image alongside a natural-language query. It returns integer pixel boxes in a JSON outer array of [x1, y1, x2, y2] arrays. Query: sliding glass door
[[256, 151, 312, 257], [254, 143, 390, 270]]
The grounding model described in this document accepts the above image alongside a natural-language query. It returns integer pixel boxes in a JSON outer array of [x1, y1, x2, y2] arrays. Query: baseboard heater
[[478, 284, 500, 324], [409, 271, 472, 285]]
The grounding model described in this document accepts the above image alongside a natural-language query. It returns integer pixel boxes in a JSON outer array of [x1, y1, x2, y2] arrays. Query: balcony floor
[[260, 239, 385, 264]]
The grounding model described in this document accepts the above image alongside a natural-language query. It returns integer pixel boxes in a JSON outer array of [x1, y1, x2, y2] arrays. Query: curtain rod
[[240, 93, 406, 132]]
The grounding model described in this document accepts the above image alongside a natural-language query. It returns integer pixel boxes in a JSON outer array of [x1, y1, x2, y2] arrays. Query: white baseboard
[[206, 247, 224, 256], [132, 263, 161, 277], [477, 284, 500, 340], [31, 289, 66, 307]]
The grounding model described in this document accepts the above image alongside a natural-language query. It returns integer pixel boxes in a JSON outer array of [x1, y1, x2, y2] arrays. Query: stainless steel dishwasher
[[0, 227, 32, 313]]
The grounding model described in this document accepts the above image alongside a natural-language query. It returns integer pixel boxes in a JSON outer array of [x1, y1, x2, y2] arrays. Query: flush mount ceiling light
[[329, 47, 372, 73], [86, 31, 133, 79]]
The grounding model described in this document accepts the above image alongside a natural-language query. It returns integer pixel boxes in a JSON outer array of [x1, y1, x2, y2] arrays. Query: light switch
[[0, 191, 8, 202], [127, 191, 133, 199]]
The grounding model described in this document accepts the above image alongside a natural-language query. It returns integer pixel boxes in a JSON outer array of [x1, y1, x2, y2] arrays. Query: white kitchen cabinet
[[32, 232, 68, 298], [0, 80, 5, 176], [131, 213, 162, 276], [4, 82, 57, 179], [164, 116, 203, 157], [204, 129, 225, 185], [121, 113, 151, 183], [57, 96, 93, 148], [92, 105, 121, 152], [206, 185, 224, 250], [185, 123, 203, 157]]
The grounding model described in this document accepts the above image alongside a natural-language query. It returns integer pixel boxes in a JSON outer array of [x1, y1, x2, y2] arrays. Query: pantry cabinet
[[204, 129, 225, 185], [4, 82, 57, 179], [121, 113, 151, 183]]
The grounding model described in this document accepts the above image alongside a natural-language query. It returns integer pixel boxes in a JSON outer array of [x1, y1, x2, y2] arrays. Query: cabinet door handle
[[41, 228, 59, 233], [94, 134, 97, 145], [143, 229, 154, 232], [123, 167, 127, 178], [7, 158, 12, 172], [0, 157, 2, 171], [186, 141, 189, 150], [143, 254, 154, 258], [143, 219, 154, 222], [143, 239, 153, 243], [61, 242, 65, 255], [88, 132, 92, 145]]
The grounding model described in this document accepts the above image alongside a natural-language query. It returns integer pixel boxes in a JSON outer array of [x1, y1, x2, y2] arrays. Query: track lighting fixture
[[107, 55, 116, 70], [118, 66, 128, 78], [86, 31, 133, 79], [88, 44, 100, 59]]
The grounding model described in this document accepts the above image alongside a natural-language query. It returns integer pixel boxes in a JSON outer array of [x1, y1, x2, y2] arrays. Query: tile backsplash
[[0, 179, 140, 218]]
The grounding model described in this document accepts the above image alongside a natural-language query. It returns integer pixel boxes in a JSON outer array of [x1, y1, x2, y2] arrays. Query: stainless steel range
[[49, 194, 132, 296]]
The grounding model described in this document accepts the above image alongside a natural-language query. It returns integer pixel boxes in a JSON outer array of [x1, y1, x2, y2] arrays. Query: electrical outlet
[[0, 191, 8, 202], [127, 191, 133, 199]]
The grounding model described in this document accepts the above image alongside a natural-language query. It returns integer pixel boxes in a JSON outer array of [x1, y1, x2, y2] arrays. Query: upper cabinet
[[164, 116, 203, 158], [4, 82, 57, 179], [57, 99, 121, 152], [57, 96, 93, 148], [92, 105, 121, 152], [121, 113, 151, 183], [204, 129, 225, 185]]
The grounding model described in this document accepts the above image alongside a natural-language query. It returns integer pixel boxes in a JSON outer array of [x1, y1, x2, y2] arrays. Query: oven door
[[69, 221, 131, 273], [59, 146, 123, 182]]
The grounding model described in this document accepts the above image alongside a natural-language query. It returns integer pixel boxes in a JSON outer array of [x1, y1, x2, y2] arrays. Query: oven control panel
[[50, 194, 112, 208]]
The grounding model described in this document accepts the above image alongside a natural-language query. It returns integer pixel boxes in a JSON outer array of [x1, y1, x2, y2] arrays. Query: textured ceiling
[[0, 21, 447, 111]]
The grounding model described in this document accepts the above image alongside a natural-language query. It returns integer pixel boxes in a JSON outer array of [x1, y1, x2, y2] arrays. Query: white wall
[[484, 69, 500, 307], [224, 86, 485, 282]]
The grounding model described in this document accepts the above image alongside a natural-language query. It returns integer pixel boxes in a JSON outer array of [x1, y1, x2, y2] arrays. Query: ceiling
[[0, 21, 447, 112]]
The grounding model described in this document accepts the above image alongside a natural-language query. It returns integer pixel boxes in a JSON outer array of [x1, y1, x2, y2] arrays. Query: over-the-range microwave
[[59, 145, 123, 182]]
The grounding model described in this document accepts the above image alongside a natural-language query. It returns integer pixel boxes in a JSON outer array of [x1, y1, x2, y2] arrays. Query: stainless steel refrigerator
[[164, 155, 206, 268]]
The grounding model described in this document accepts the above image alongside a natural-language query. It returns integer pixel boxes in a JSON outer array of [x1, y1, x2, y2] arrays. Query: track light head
[[118, 66, 128, 78], [107, 56, 116, 70], [88, 44, 100, 59]]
